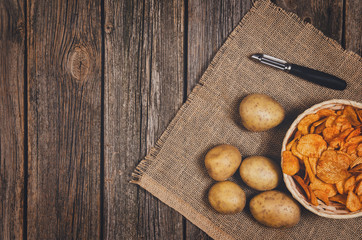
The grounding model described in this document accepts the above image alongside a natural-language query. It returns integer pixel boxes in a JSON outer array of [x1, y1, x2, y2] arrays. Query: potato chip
[[329, 128, 354, 149], [344, 176, 356, 194], [310, 118, 327, 134], [286, 131, 301, 151], [336, 151, 353, 165], [309, 186, 319, 206], [345, 144, 358, 159], [350, 164, 362, 173], [316, 109, 337, 118], [303, 156, 316, 182], [325, 115, 337, 128], [357, 143, 362, 157], [282, 151, 300, 176], [345, 136, 362, 148], [293, 175, 311, 200], [346, 191, 361, 212], [291, 141, 304, 161], [309, 157, 318, 175], [350, 153, 358, 161], [298, 114, 320, 135], [355, 181, 362, 196], [357, 109, 362, 122], [314, 121, 326, 135], [356, 173, 362, 183], [286, 139, 296, 151], [316, 150, 350, 184], [346, 128, 361, 142], [314, 190, 330, 205], [335, 179, 345, 195], [322, 127, 340, 142], [297, 134, 327, 158], [350, 157, 362, 169], [334, 115, 352, 132], [343, 105, 361, 127], [304, 173, 310, 185], [309, 177, 337, 197], [295, 130, 303, 139], [329, 194, 347, 205]]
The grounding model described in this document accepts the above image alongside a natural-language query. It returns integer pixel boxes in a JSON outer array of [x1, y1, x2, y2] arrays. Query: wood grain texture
[[104, 0, 184, 239], [187, 0, 253, 93], [186, 0, 252, 239], [0, 1, 25, 239], [344, 0, 361, 55], [274, 0, 344, 43], [27, 0, 101, 239]]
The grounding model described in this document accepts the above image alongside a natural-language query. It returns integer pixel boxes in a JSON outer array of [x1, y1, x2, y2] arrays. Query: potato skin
[[250, 190, 300, 228], [208, 181, 246, 214], [239, 156, 281, 191], [205, 144, 242, 181], [239, 94, 285, 132]]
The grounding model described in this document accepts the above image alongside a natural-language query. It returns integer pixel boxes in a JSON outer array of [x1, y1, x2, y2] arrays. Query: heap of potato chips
[[282, 105, 362, 212]]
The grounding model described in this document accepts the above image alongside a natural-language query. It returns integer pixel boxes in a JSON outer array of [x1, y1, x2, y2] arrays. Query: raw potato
[[208, 181, 246, 214], [250, 190, 301, 228], [239, 156, 281, 191], [239, 93, 285, 132], [205, 144, 242, 181]]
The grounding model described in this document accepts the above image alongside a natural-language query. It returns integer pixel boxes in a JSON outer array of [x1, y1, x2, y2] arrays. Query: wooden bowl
[[281, 99, 362, 219]]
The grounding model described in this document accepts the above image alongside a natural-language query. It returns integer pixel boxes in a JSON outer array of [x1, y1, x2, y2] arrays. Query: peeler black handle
[[288, 64, 347, 90]]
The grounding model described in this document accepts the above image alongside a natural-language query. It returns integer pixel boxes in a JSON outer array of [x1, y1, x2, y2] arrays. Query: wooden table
[[1, 0, 360, 239]]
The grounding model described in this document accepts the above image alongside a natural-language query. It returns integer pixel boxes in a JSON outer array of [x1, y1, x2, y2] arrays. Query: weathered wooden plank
[[344, 0, 361, 55], [27, 0, 101, 239], [274, 0, 344, 44], [186, 0, 252, 239], [187, 0, 253, 93], [0, 1, 25, 239], [104, 0, 184, 239]]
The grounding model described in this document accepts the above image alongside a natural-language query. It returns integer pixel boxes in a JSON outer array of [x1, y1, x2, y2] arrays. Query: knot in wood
[[16, 20, 25, 34], [105, 24, 114, 34], [303, 17, 312, 24], [68, 45, 90, 81]]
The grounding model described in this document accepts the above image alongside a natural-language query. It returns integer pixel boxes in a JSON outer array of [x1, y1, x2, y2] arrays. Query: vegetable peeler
[[251, 54, 347, 90]]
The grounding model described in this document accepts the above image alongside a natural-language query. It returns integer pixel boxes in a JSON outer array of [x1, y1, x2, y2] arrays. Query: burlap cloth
[[131, 0, 362, 239]]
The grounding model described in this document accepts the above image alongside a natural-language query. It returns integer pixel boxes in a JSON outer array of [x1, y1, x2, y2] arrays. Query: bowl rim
[[281, 99, 362, 219]]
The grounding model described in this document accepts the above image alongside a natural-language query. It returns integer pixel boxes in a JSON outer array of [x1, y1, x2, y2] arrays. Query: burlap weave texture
[[132, 1, 362, 239]]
